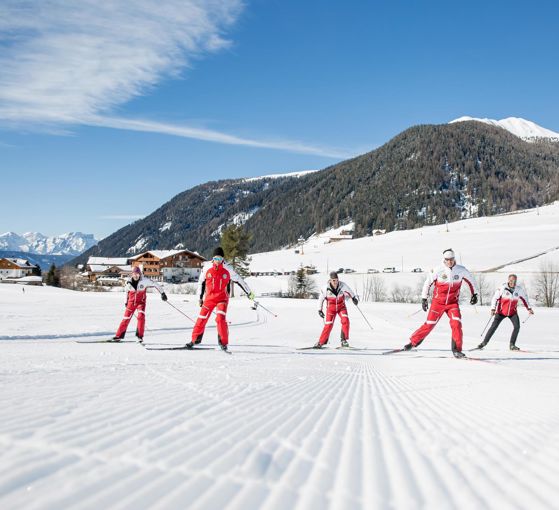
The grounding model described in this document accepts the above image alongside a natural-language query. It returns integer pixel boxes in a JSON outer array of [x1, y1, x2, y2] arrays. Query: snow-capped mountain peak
[[0, 231, 98, 256], [450, 116, 559, 142]]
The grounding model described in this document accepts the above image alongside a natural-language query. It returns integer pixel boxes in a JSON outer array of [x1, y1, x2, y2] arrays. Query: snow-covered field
[[1, 284, 559, 509]]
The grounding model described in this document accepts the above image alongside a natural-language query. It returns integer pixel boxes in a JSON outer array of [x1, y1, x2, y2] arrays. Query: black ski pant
[[482, 313, 520, 346]]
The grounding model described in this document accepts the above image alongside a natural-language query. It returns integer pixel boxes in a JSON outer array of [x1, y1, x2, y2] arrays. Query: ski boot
[[218, 336, 228, 352], [510, 344, 520, 351], [135, 330, 143, 343], [340, 339, 350, 348], [403, 342, 414, 351], [111, 336, 123, 342], [313, 342, 325, 349], [477, 341, 487, 350], [451, 340, 465, 358]]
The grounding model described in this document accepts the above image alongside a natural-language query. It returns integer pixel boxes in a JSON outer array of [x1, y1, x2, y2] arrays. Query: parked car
[[367, 268, 379, 274], [337, 268, 344, 274], [412, 267, 423, 273], [344, 268, 356, 273], [383, 267, 397, 273]]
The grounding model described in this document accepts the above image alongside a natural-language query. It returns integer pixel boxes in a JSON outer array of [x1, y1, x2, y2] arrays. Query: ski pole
[[165, 300, 196, 323], [522, 314, 532, 324], [480, 316, 493, 338], [407, 308, 423, 318], [355, 304, 374, 330], [253, 300, 278, 318]]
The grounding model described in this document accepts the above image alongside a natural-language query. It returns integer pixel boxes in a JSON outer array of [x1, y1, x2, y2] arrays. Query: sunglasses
[[212, 256, 224, 262]]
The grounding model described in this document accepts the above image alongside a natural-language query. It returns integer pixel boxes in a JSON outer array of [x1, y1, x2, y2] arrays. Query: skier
[[402, 249, 478, 358], [186, 247, 254, 352], [113, 265, 167, 342], [313, 271, 358, 349], [477, 274, 534, 351]]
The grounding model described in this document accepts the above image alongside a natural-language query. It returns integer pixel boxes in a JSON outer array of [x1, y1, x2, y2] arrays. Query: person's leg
[[318, 310, 336, 345], [134, 302, 146, 338], [339, 307, 350, 343], [509, 314, 521, 349], [115, 304, 135, 339], [191, 300, 216, 343], [480, 314, 505, 347], [215, 301, 229, 345], [409, 305, 441, 346], [447, 305, 463, 351]]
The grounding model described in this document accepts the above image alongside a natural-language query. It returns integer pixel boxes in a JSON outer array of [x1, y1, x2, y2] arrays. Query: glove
[[352, 297, 358, 306], [161, 292, 168, 301], [470, 293, 478, 305], [248, 291, 255, 301], [490, 309, 496, 316], [199, 298, 203, 307], [528, 308, 534, 315], [318, 310, 325, 319], [421, 298, 428, 312]]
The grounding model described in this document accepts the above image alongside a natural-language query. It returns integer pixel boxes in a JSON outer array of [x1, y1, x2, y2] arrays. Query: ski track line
[[2, 343, 559, 509]]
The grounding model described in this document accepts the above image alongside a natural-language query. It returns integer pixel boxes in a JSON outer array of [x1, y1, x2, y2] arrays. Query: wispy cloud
[[99, 215, 145, 220], [0, 1, 351, 159]]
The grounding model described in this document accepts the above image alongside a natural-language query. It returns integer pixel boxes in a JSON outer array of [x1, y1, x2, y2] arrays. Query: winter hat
[[442, 249, 455, 260], [329, 271, 339, 279], [213, 247, 225, 258], [131, 266, 142, 275]]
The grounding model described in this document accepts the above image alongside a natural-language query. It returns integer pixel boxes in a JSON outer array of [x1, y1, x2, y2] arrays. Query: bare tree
[[535, 261, 559, 307], [474, 272, 492, 306], [390, 284, 416, 303], [361, 275, 387, 302]]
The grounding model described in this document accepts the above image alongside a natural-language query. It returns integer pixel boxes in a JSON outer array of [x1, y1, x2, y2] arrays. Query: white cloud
[[0, 0, 351, 159]]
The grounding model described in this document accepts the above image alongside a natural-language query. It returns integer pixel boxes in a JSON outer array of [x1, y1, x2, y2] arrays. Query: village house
[[0, 258, 39, 280], [83, 257, 132, 284], [129, 250, 205, 282]]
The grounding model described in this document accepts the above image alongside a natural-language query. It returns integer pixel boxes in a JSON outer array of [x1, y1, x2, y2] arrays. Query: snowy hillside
[[0, 231, 97, 256], [249, 202, 559, 275], [450, 116, 559, 142], [1, 284, 559, 509]]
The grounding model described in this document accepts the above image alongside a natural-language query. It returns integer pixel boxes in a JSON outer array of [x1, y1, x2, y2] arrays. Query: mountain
[[73, 121, 559, 264], [450, 116, 559, 142], [0, 232, 97, 256], [0, 250, 74, 271]]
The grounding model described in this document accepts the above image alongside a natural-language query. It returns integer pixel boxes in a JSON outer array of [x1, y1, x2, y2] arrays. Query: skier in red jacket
[[477, 274, 534, 350], [113, 266, 167, 342], [313, 271, 358, 349], [403, 249, 478, 358], [187, 247, 253, 351]]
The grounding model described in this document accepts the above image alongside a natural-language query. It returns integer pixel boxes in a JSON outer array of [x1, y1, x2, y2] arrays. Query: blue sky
[[1, 0, 558, 240]]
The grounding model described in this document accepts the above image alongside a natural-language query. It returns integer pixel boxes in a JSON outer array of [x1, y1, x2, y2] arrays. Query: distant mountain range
[[0, 232, 97, 256], [450, 116, 559, 142], [73, 119, 559, 265]]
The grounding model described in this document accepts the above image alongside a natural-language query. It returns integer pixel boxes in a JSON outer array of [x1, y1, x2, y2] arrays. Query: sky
[[1, 0, 558, 240]]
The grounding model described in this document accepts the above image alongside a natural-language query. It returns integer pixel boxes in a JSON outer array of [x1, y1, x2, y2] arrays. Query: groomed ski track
[[1, 285, 559, 509]]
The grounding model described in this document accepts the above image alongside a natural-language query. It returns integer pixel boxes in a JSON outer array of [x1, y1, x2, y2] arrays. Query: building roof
[[2, 258, 36, 269], [130, 249, 205, 261], [87, 256, 129, 266]]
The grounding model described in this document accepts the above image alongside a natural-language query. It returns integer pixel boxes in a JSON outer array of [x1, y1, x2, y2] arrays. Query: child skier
[[314, 271, 358, 349], [187, 247, 253, 352], [113, 265, 167, 342]]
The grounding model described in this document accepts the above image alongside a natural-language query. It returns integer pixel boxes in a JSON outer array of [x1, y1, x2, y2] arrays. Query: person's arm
[[490, 287, 501, 314], [519, 286, 533, 313], [421, 270, 436, 300], [226, 263, 252, 297], [143, 277, 167, 300], [318, 287, 326, 318], [341, 282, 358, 305], [197, 265, 207, 304], [462, 267, 478, 296]]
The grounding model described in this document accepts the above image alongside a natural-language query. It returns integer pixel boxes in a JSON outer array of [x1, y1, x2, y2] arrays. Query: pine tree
[[289, 266, 316, 298], [45, 264, 60, 287], [221, 224, 252, 296]]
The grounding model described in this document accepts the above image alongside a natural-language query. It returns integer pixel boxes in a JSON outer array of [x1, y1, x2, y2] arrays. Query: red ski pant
[[410, 301, 463, 350], [318, 306, 350, 345], [115, 301, 146, 338], [192, 298, 229, 345]]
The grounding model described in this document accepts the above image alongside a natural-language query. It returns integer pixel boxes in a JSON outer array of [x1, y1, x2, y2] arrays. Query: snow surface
[[450, 116, 559, 141], [249, 202, 559, 276], [243, 170, 318, 182], [1, 284, 559, 509]]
